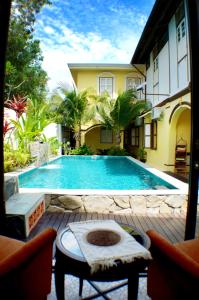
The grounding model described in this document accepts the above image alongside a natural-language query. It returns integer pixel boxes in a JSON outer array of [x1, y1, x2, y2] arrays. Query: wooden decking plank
[[128, 214, 145, 233], [73, 213, 81, 222], [170, 212, 186, 228], [58, 212, 71, 232], [79, 212, 87, 221], [113, 213, 122, 224], [51, 213, 65, 231], [157, 214, 184, 242], [86, 213, 93, 221], [28, 211, 191, 244], [102, 213, 109, 220], [48, 212, 62, 230], [149, 214, 175, 242], [138, 214, 156, 233], [125, 213, 137, 228], [97, 213, 104, 220], [119, 214, 129, 225], [143, 214, 169, 238], [91, 212, 98, 220], [66, 212, 77, 225], [133, 214, 149, 233], [161, 213, 185, 241], [150, 215, 177, 243]]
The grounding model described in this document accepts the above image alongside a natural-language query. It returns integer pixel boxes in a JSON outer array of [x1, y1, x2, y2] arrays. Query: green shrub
[[47, 137, 61, 155], [107, 146, 128, 156], [4, 160, 15, 172], [69, 144, 93, 155], [4, 145, 31, 172]]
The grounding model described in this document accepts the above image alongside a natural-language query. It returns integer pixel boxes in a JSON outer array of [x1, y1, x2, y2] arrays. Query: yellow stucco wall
[[144, 93, 191, 171], [84, 126, 117, 153], [72, 69, 142, 132], [71, 69, 141, 98]]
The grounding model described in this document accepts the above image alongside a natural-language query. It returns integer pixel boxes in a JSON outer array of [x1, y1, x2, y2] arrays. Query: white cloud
[[43, 26, 54, 34], [39, 25, 139, 92]]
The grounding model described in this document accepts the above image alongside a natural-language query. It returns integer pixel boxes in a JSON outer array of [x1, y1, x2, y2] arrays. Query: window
[[131, 127, 139, 146], [151, 121, 157, 149], [177, 18, 186, 43], [144, 121, 157, 149], [153, 57, 158, 72], [144, 123, 151, 148], [100, 128, 113, 143], [126, 77, 141, 91], [99, 77, 113, 97]]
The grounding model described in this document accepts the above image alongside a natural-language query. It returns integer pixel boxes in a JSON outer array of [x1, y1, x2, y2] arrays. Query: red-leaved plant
[[3, 119, 13, 138], [5, 95, 27, 118]]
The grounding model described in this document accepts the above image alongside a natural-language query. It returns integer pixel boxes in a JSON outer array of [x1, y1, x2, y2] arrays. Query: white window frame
[[126, 77, 141, 91], [144, 123, 151, 148], [99, 77, 113, 97], [97, 72, 115, 98], [177, 18, 186, 43]]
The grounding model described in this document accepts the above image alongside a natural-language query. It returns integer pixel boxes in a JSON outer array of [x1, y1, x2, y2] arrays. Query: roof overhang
[[68, 63, 144, 72], [131, 0, 182, 64]]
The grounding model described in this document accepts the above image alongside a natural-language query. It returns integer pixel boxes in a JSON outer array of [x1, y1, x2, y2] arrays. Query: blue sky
[[34, 0, 155, 90]]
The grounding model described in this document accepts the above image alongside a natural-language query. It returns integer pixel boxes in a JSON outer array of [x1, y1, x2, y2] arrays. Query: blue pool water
[[19, 156, 176, 190]]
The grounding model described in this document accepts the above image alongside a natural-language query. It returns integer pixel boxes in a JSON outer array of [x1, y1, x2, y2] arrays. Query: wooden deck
[[29, 211, 199, 243]]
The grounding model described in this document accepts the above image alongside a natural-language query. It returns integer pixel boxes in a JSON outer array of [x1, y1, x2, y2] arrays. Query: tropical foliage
[[11, 98, 51, 151], [4, 144, 31, 173], [96, 89, 148, 144], [69, 144, 93, 155], [52, 87, 89, 147], [107, 146, 128, 156]]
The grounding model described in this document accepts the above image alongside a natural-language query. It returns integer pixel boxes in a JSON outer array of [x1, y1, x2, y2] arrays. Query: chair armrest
[[0, 228, 56, 276], [147, 229, 199, 279], [0, 228, 56, 300]]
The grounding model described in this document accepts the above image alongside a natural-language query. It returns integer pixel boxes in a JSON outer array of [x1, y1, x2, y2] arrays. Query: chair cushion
[[0, 235, 24, 262], [175, 239, 199, 263]]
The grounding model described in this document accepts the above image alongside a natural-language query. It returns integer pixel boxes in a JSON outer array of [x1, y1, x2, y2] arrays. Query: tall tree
[[53, 87, 88, 147], [4, 0, 51, 102]]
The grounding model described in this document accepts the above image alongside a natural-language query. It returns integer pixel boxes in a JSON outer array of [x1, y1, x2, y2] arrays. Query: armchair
[[0, 228, 56, 300], [146, 229, 199, 300]]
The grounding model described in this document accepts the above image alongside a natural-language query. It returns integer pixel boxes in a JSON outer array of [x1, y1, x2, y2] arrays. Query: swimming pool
[[19, 156, 178, 191]]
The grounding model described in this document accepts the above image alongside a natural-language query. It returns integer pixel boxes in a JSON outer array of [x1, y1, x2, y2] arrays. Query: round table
[[55, 223, 150, 300]]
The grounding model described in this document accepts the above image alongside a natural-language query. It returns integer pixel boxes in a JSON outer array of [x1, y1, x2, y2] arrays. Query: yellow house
[[68, 63, 145, 154]]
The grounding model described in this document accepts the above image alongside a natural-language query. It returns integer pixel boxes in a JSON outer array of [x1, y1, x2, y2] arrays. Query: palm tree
[[54, 87, 88, 147], [96, 89, 148, 145]]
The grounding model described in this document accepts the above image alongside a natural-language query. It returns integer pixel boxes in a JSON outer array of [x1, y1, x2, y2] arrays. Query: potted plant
[[138, 147, 147, 163]]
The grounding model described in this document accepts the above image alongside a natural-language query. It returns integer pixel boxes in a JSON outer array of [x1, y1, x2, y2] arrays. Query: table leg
[[128, 272, 139, 300], [55, 263, 65, 300]]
